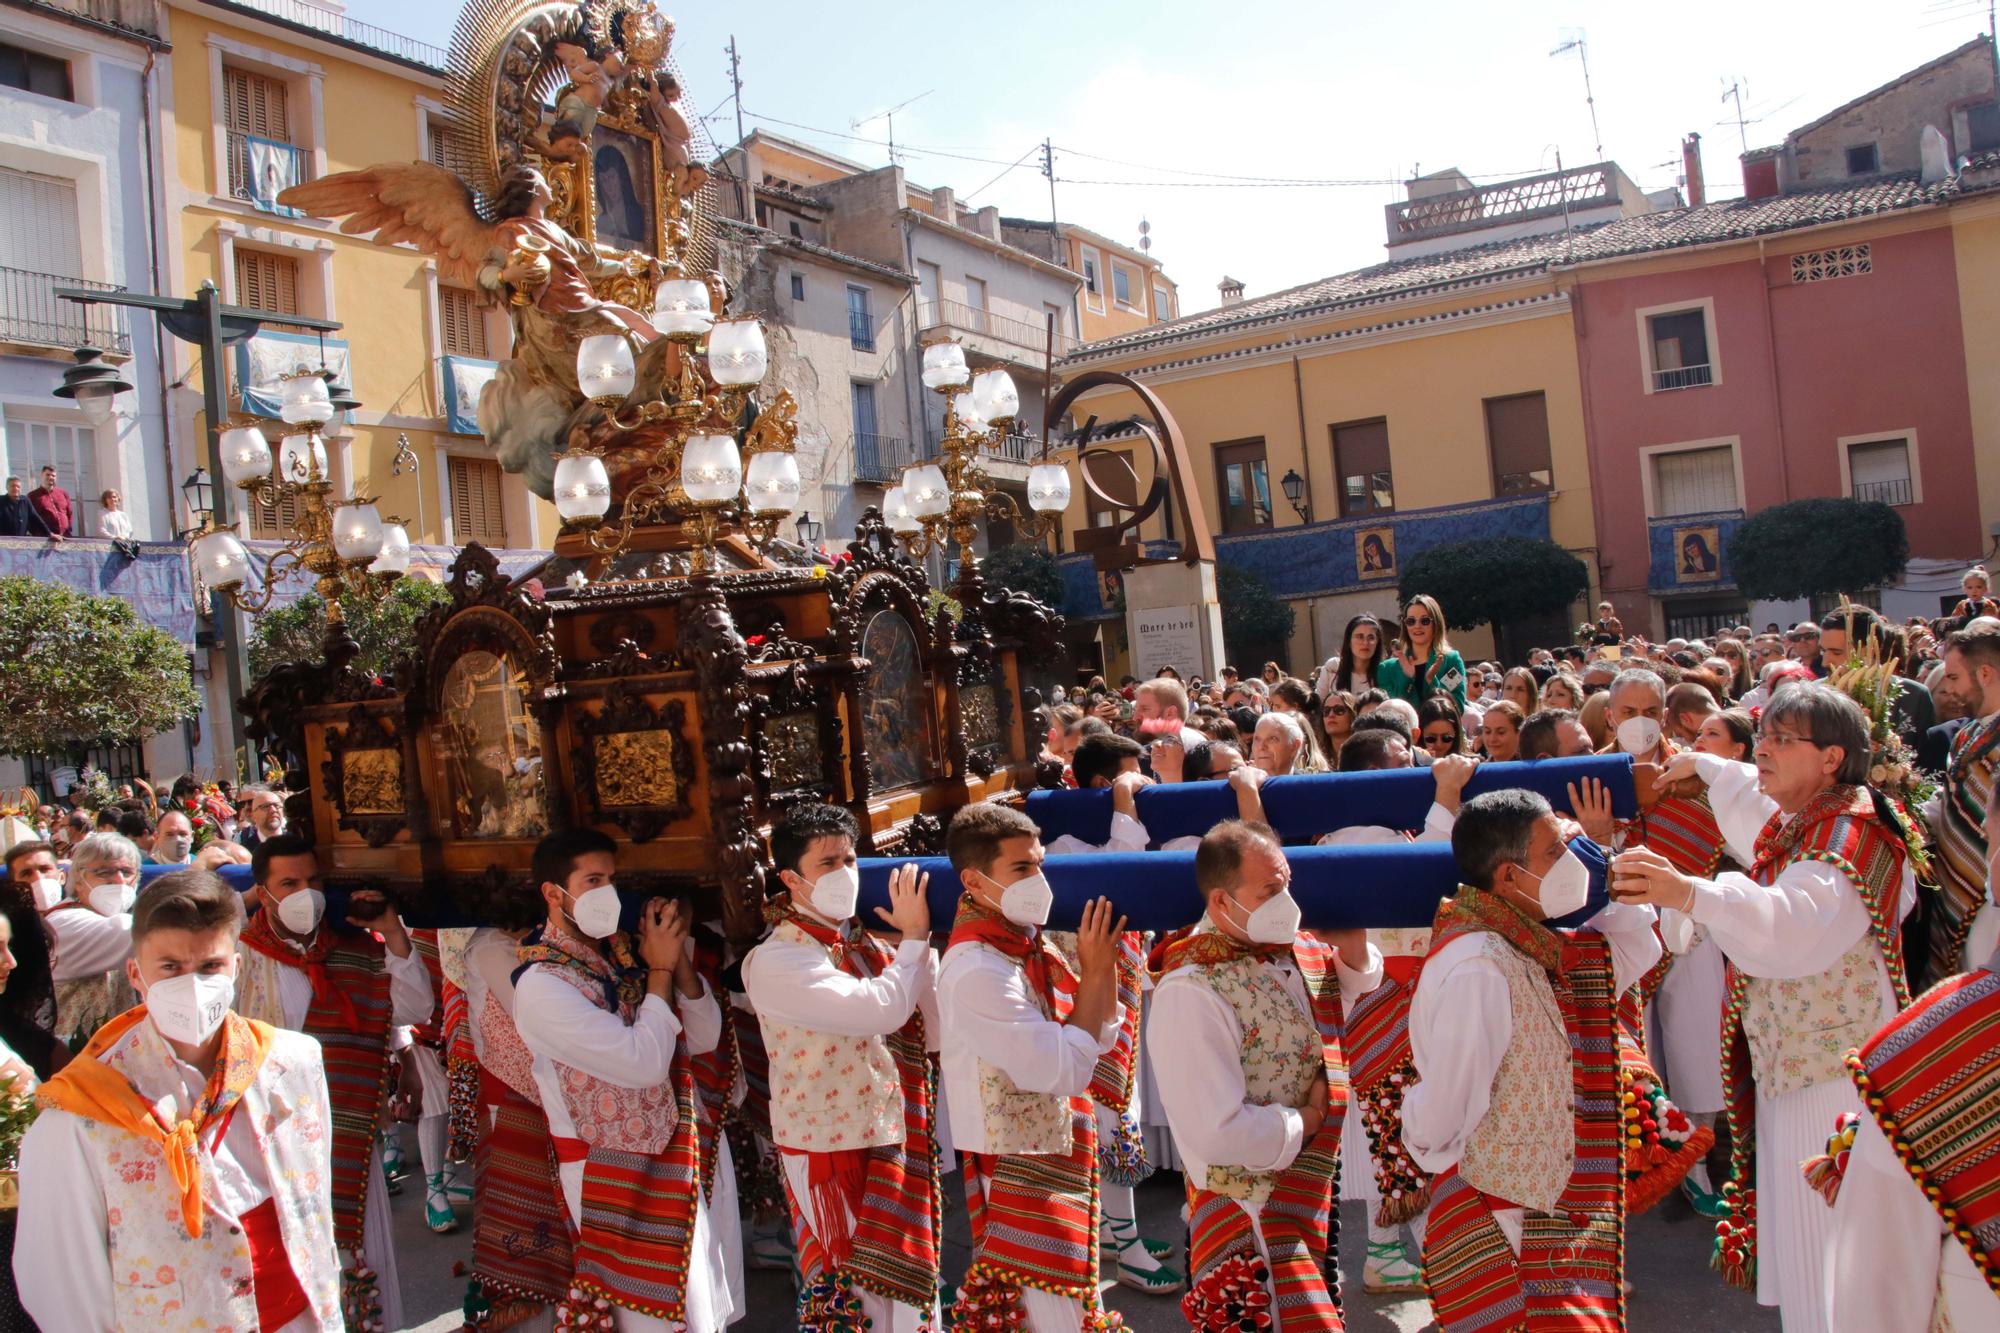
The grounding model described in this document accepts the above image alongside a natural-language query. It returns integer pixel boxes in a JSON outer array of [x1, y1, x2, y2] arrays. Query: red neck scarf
[[239, 909, 364, 1033]]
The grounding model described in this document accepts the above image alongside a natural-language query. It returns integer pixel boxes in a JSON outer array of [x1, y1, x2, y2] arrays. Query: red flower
[[745, 635, 767, 646]]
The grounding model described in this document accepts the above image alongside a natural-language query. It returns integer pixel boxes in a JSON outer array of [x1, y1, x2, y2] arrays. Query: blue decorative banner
[[234, 330, 350, 419], [0, 537, 195, 646], [441, 355, 499, 436], [1648, 509, 1742, 593], [1057, 492, 1552, 619]]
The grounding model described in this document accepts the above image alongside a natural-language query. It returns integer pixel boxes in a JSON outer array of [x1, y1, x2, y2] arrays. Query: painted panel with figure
[[439, 649, 549, 839], [593, 125, 656, 254], [859, 609, 933, 793]]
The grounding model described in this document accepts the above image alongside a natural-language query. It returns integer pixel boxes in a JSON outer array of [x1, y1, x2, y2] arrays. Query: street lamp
[[1281, 467, 1310, 522], [179, 467, 215, 539], [794, 511, 823, 548], [53, 346, 135, 426]]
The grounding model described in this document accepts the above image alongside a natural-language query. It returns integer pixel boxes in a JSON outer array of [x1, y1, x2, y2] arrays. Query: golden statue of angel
[[279, 163, 663, 498]]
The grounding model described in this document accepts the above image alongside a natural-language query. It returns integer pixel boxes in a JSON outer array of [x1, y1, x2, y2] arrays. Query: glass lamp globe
[[277, 433, 327, 483], [883, 486, 921, 534], [369, 523, 411, 576], [957, 394, 991, 432], [279, 373, 334, 426], [904, 463, 950, 518], [74, 383, 118, 425], [652, 279, 715, 336], [1027, 462, 1073, 513], [576, 334, 636, 400], [219, 426, 273, 486], [920, 340, 969, 390], [681, 432, 742, 503], [744, 450, 802, 515], [553, 453, 612, 521], [192, 529, 250, 590], [707, 318, 768, 386], [969, 369, 1020, 424], [331, 502, 385, 562]]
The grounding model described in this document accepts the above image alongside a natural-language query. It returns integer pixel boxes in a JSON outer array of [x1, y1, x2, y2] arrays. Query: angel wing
[[279, 161, 501, 288]]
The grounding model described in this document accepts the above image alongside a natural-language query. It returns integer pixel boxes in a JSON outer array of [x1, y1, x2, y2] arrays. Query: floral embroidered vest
[[1187, 953, 1323, 1206], [967, 941, 1072, 1157], [531, 953, 680, 1154], [478, 990, 540, 1105], [758, 920, 904, 1153], [1459, 933, 1574, 1213], [48, 905, 134, 1043], [82, 1022, 342, 1331], [1740, 937, 1887, 1095]]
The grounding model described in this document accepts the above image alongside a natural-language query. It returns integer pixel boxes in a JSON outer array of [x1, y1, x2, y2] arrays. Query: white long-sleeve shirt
[[1048, 809, 1150, 857], [460, 926, 522, 1061], [937, 938, 1123, 1156], [741, 929, 939, 1050], [1402, 897, 1661, 1244], [1827, 1113, 2000, 1333], [1152, 936, 1382, 1192], [14, 1026, 337, 1333], [1660, 755, 1917, 970], [255, 938, 432, 1032], [48, 906, 134, 982]]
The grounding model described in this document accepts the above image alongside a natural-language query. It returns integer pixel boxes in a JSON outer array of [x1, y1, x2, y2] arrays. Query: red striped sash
[[470, 1083, 574, 1308], [1343, 968, 1430, 1226]]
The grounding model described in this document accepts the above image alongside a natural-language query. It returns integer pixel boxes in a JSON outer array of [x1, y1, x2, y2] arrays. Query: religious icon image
[[859, 609, 933, 793], [1357, 525, 1397, 577], [592, 126, 655, 253], [439, 649, 549, 839], [1676, 525, 1721, 582]]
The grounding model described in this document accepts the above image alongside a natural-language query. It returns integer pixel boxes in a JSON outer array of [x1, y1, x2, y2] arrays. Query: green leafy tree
[[980, 541, 1065, 609], [1217, 563, 1296, 670], [248, 578, 454, 679], [0, 576, 201, 757], [1726, 498, 1909, 602], [1397, 536, 1591, 630]]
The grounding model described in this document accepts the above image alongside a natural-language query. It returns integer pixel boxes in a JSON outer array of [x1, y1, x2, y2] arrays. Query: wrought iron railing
[[0, 268, 130, 352], [226, 130, 315, 207], [1651, 363, 1714, 391], [1852, 477, 1913, 506], [1386, 162, 1619, 243], [221, 0, 446, 66], [919, 299, 1074, 357], [848, 308, 874, 350], [853, 433, 913, 484]]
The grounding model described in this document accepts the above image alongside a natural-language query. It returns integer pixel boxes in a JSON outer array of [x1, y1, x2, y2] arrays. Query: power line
[[964, 143, 1043, 200]]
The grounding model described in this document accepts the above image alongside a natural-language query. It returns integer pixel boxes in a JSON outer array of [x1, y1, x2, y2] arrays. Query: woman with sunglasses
[[1377, 594, 1467, 712], [1416, 697, 1463, 758], [1320, 690, 1357, 765]]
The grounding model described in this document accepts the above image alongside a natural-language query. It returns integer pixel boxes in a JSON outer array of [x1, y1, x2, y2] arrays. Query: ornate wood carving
[[679, 581, 765, 941], [585, 609, 659, 656], [407, 546, 560, 718], [569, 680, 696, 842], [320, 708, 409, 848]]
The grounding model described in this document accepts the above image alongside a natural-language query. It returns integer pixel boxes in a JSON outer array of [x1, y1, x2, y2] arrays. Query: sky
[[335, 0, 1996, 314]]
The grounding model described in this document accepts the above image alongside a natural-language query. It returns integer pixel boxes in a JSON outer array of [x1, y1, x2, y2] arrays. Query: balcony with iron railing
[[848, 309, 875, 350], [853, 433, 915, 485], [0, 268, 130, 354], [1651, 363, 1714, 392], [1852, 477, 1914, 506], [919, 299, 1075, 363], [226, 130, 315, 208]]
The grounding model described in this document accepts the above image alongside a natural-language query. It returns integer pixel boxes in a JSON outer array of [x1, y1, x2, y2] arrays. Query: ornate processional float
[[224, 0, 1068, 940]]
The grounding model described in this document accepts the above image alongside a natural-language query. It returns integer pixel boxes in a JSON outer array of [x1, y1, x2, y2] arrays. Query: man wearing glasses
[[1611, 683, 1918, 1330]]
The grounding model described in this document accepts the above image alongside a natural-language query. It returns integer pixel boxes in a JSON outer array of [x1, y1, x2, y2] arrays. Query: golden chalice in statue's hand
[[503, 235, 553, 305]]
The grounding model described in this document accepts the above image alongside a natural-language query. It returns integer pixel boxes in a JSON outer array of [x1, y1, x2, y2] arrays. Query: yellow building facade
[[157, 0, 555, 555], [1054, 237, 1600, 675], [1948, 184, 2000, 548]]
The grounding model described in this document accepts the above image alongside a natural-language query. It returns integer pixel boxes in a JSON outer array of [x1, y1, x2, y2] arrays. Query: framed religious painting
[[591, 124, 657, 255]]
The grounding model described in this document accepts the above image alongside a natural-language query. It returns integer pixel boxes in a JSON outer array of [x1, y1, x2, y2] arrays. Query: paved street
[[390, 1134, 1781, 1332]]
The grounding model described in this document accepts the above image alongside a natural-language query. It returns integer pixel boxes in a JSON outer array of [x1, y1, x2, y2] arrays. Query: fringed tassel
[[1097, 1107, 1152, 1187], [1180, 1250, 1274, 1331], [1359, 1064, 1432, 1226], [1710, 1182, 1757, 1291], [458, 1276, 546, 1332], [1800, 1112, 1861, 1207], [551, 1284, 617, 1330], [340, 1260, 385, 1332], [948, 1263, 1026, 1329], [1628, 1125, 1716, 1216], [447, 1052, 483, 1161], [1621, 1062, 1715, 1214], [797, 1270, 868, 1331]]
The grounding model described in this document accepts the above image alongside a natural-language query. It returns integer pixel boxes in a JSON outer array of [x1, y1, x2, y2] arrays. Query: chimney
[[1681, 132, 1705, 207], [974, 204, 1001, 241], [1218, 275, 1244, 306], [1740, 147, 1781, 201], [931, 186, 956, 223]]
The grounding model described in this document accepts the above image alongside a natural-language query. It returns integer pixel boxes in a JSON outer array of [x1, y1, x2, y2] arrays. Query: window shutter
[[0, 168, 83, 277], [233, 249, 301, 315], [1651, 446, 1738, 516], [224, 67, 289, 139], [249, 486, 304, 539], [449, 456, 508, 546], [427, 120, 450, 166], [1484, 392, 1553, 493], [1332, 419, 1393, 514], [438, 287, 487, 358]]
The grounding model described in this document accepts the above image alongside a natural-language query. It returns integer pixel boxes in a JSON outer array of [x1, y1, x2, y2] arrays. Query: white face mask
[[273, 887, 325, 935], [1223, 887, 1301, 946], [801, 865, 860, 922], [30, 875, 63, 911], [88, 881, 135, 917], [1517, 848, 1590, 919], [983, 870, 1053, 928], [1616, 716, 1663, 756], [567, 883, 623, 939], [154, 835, 193, 864], [143, 970, 236, 1047]]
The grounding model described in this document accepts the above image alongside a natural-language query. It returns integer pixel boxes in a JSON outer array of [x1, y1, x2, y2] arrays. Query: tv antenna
[[1550, 30, 1604, 163], [1722, 79, 1750, 155], [852, 90, 933, 167]]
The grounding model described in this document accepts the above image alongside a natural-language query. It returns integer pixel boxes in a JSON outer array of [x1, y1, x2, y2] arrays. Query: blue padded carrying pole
[[1022, 753, 1635, 849], [855, 835, 1608, 933]]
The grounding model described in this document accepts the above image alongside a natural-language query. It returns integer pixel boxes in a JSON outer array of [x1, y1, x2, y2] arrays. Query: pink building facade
[[1565, 201, 1984, 637]]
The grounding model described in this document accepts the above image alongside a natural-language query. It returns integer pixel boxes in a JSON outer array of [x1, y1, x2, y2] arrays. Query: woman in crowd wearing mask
[[1379, 595, 1468, 712], [46, 832, 142, 1049]]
